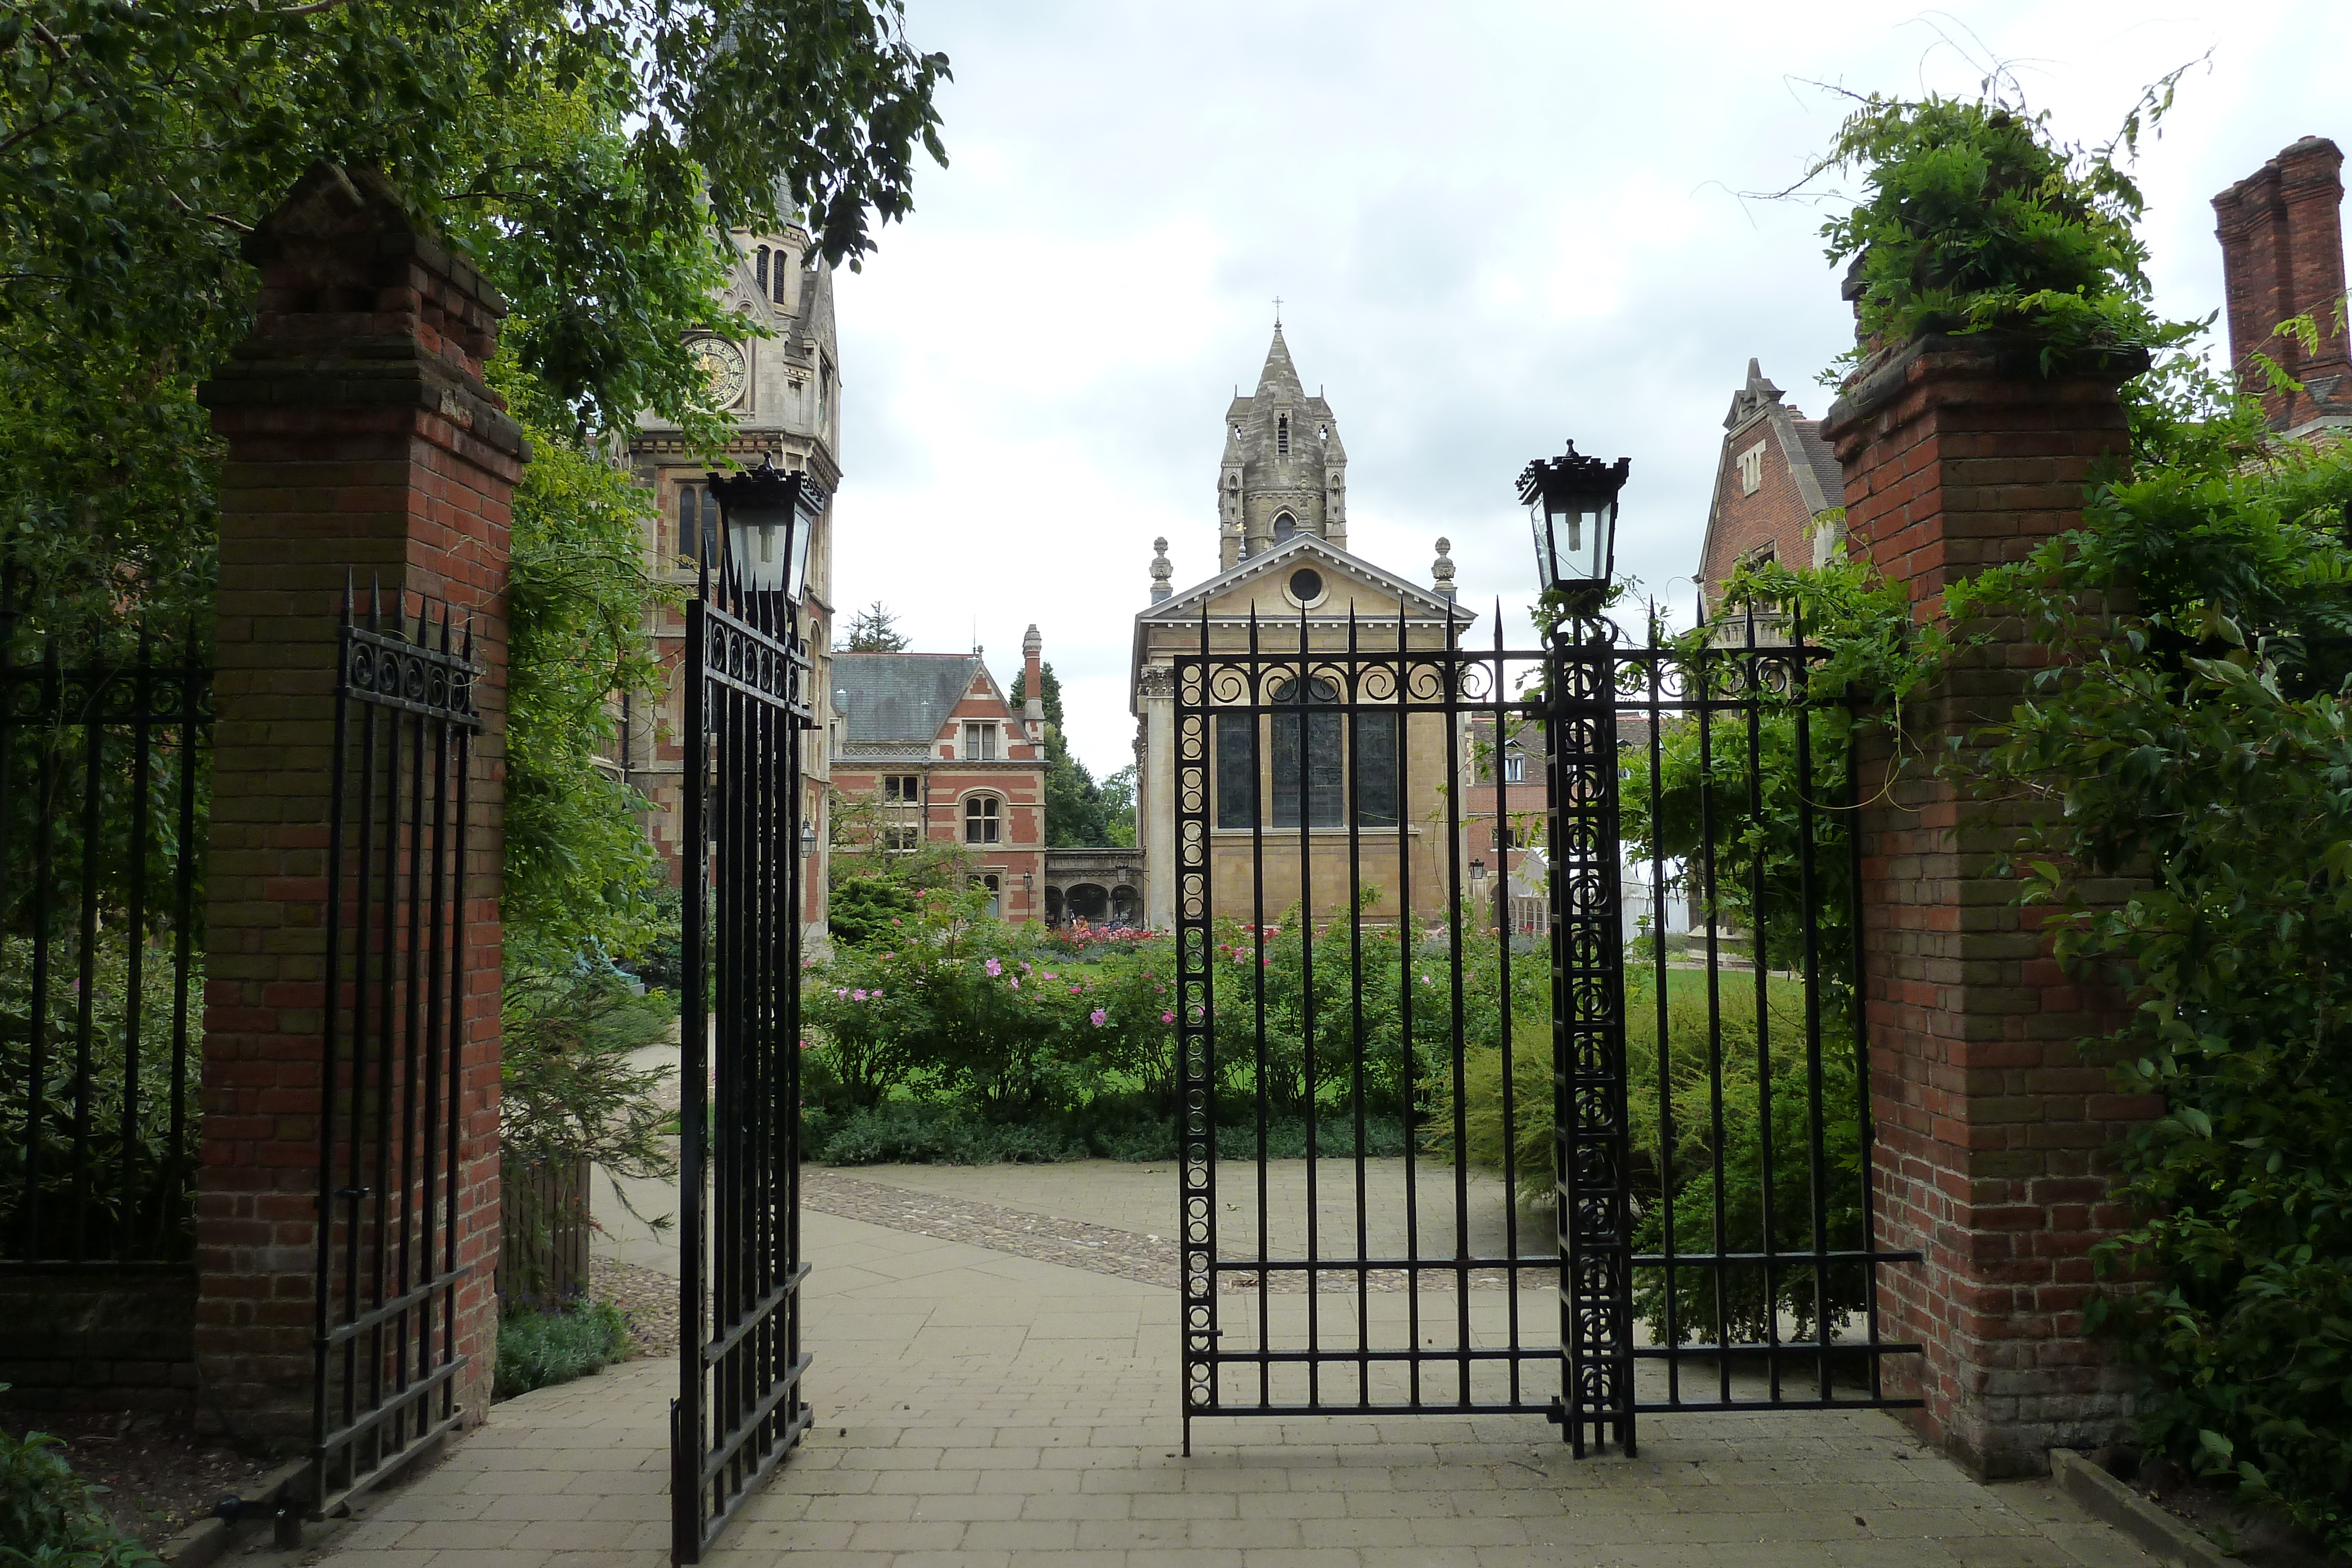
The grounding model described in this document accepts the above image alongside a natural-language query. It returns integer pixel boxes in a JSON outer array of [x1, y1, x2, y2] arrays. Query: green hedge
[[494, 1300, 631, 1399]]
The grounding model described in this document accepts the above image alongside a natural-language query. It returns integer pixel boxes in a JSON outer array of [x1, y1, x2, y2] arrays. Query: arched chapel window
[[1272, 511, 1297, 543]]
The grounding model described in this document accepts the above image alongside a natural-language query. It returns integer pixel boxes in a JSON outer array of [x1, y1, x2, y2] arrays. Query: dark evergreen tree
[[843, 602, 911, 651], [1009, 662, 1114, 847]]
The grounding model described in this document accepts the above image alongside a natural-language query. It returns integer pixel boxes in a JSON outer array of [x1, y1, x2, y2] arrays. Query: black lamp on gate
[[705, 455, 824, 609], [1518, 442, 1631, 619]]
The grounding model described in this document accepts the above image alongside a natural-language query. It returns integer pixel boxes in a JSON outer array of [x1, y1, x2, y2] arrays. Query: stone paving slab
[[266, 1203, 2157, 1568]]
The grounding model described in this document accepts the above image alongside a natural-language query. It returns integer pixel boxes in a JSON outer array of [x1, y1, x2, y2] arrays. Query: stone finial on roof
[[1725, 357, 1788, 431], [1432, 537, 1457, 602], [1023, 624, 1041, 657], [1150, 536, 1174, 603]]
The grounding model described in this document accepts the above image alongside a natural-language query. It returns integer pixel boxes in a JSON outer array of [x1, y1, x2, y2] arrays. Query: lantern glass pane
[[787, 503, 815, 601]]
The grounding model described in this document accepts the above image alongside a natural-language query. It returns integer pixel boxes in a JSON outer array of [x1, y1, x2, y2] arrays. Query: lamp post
[[1523, 439, 1635, 1460], [1518, 442, 1629, 623], [704, 455, 824, 630]]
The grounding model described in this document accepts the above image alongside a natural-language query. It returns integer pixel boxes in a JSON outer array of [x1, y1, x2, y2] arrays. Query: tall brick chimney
[[1022, 623, 1045, 741], [2213, 136, 2351, 434]]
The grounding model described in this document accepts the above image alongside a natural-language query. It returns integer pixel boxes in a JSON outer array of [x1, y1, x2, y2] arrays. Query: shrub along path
[[264, 1162, 2159, 1568]]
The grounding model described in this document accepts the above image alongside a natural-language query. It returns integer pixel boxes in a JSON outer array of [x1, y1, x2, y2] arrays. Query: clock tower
[[623, 225, 843, 934]]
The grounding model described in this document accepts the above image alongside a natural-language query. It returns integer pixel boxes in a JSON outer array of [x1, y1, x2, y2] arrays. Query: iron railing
[[1171, 601, 1922, 1456], [309, 585, 480, 1513], [670, 568, 813, 1564], [1174, 604, 1559, 1442], [1595, 607, 1923, 1452], [1, 583, 209, 1272]]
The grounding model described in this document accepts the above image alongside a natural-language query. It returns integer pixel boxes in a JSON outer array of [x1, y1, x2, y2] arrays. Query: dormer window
[[1277, 415, 1290, 456]]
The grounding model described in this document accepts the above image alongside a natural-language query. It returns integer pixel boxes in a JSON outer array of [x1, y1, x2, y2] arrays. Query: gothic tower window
[[1273, 511, 1297, 543], [756, 246, 770, 294], [774, 258, 790, 305], [1277, 414, 1290, 456]]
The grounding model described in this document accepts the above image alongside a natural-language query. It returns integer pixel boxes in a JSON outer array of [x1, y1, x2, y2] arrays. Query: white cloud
[[833, 0, 2350, 776]]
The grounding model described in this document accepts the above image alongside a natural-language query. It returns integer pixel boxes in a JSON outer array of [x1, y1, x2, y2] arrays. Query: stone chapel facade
[[1131, 326, 1474, 931]]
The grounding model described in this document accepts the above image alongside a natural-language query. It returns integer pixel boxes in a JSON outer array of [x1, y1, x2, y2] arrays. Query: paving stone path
[[275, 1164, 2156, 1568]]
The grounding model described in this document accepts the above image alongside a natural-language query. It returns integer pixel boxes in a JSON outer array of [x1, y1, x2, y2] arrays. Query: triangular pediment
[[1138, 533, 1471, 628]]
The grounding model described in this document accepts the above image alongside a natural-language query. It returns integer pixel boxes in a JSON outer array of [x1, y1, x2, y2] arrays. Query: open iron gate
[[311, 587, 478, 1514], [670, 569, 814, 1563], [1171, 605, 1922, 1456]]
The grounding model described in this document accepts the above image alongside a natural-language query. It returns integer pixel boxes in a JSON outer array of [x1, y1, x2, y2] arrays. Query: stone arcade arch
[[1042, 846, 1146, 927]]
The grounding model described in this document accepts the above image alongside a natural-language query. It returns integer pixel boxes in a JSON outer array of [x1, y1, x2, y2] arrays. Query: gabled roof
[[1133, 534, 1474, 712], [1137, 531, 1469, 628], [832, 652, 987, 745]]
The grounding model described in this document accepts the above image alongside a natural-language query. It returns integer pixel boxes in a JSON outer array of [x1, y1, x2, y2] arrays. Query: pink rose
[[851, 989, 867, 1001], [1069, 984, 1082, 995], [1161, 1011, 1175, 1025], [1010, 978, 1020, 991], [1090, 1009, 1107, 1027], [985, 958, 1002, 977]]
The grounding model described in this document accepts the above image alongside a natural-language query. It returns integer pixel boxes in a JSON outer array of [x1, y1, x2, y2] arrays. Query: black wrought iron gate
[[670, 567, 813, 1563], [1172, 604, 1920, 1456], [312, 586, 478, 1512]]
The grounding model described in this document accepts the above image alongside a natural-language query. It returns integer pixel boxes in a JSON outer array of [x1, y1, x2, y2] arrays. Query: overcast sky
[[831, 1, 2352, 779]]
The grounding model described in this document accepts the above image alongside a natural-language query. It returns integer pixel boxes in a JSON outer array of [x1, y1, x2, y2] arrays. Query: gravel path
[[589, 1162, 1554, 1351], [801, 1167, 1554, 1294]]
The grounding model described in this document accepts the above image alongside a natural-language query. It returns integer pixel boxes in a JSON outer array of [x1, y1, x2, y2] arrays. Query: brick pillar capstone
[[1821, 335, 2162, 1479], [192, 162, 524, 1447]]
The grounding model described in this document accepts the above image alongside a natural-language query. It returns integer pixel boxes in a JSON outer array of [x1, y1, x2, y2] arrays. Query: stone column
[[1822, 336, 2161, 1478], [1139, 665, 1177, 931], [193, 163, 524, 1446]]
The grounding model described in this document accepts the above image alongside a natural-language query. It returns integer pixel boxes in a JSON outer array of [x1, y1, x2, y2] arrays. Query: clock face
[[691, 339, 747, 407]]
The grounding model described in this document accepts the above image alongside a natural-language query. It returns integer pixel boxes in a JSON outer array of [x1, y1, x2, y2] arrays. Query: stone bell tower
[[1218, 322, 1348, 569]]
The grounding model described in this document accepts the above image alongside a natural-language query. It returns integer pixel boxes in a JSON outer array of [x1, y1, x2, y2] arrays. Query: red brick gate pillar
[[192, 163, 522, 1446], [1821, 336, 2160, 1478]]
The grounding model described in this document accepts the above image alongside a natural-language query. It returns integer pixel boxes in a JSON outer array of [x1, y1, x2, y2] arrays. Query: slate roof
[[1789, 417, 1845, 513], [832, 653, 984, 745]]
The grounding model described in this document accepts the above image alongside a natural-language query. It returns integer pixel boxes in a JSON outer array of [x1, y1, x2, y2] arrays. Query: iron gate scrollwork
[[670, 558, 813, 1563], [312, 584, 479, 1514], [1173, 600, 1922, 1456]]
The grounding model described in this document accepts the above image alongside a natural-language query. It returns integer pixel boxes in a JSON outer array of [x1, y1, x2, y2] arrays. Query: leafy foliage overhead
[[1796, 70, 2201, 369], [0, 0, 948, 621]]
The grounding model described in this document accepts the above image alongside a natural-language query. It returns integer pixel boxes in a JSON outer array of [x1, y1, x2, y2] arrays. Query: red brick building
[[2214, 135, 2351, 437], [1693, 359, 1846, 626], [828, 626, 1050, 922]]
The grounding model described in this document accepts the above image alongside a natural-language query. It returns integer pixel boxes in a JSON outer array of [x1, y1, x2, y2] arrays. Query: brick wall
[[0, 1269, 196, 1413], [1823, 335, 2160, 1477], [192, 163, 522, 1449]]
